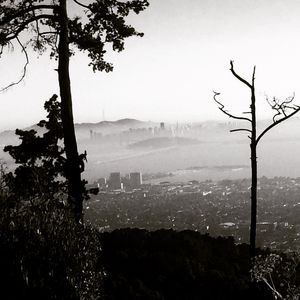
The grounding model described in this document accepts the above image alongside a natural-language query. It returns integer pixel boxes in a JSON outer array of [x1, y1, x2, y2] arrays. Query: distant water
[[83, 140, 300, 182], [144, 166, 250, 184]]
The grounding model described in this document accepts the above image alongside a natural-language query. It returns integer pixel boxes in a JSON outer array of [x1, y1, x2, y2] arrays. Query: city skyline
[[1, 0, 300, 130]]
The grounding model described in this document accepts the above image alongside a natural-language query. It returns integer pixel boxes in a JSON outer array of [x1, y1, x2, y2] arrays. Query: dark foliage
[[3, 94, 88, 203], [0, 195, 102, 300], [99, 228, 275, 300], [4, 95, 64, 199], [0, 204, 298, 300], [0, 0, 149, 72]]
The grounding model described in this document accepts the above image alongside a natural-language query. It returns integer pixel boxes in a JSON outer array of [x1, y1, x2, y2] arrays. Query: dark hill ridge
[[76, 118, 145, 129], [128, 137, 202, 149]]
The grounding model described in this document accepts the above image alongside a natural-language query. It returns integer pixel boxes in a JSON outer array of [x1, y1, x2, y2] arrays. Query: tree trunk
[[250, 84, 257, 258], [58, 0, 83, 221], [250, 142, 257, 257]]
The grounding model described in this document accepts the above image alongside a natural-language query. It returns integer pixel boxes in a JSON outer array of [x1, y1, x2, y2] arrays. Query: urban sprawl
[[85, 174, 300, 253]]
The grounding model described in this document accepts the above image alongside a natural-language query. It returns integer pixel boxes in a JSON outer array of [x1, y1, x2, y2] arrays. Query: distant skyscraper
[[109, 172, 122, 190], [129, 172, 142, 188]]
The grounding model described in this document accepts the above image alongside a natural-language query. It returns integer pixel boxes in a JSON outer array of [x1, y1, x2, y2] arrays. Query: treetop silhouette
[[0, 0, 148, 73], [4, 94, 68, 203], [0, 0, 149, 220]]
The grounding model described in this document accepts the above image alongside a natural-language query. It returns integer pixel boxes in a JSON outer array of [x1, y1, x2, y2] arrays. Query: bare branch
[[73, 0, 90, 9], [230, 60, 252, 89], [39, 31, 59, 36], [0, 37, 29, 92], [283, 95, 294, 105], [262, 277, 283, 300], [34, 9, 41, 50], [230, 129, 252, 133], [213, 91, 252, 122], [266, 93, 296, 123], [252, 66, 256, 86], [256, 105, 300, 145], [272, 111, 282, 123]]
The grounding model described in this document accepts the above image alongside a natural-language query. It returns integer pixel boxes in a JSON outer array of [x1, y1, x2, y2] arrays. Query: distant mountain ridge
[[2, 116, 300, 146], [0, 118, 159, 146], [76, 118, 145, 128], [75, 118, 159, 139], [0, 118, 155, 141]]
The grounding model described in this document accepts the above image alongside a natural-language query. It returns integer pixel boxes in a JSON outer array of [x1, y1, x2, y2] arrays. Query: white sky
[[1, 0, 300, 130]]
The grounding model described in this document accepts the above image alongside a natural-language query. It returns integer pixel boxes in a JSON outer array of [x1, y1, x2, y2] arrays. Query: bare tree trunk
[[216, 61, 300, 259], [250, 81, 257, 258], [250, 143, 257, 257], [58, 0, 83, 221]]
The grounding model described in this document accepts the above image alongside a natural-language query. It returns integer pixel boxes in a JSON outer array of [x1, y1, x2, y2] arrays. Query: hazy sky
[[1, 0, 300, 130]]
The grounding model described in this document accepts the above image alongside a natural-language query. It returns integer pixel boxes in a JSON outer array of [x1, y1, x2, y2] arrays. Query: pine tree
[[0, 0, 149, 219]]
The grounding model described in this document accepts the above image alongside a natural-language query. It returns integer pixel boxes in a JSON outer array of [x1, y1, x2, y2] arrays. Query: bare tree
[[214, 60, 300, 257], [0, 0, 149, 221]]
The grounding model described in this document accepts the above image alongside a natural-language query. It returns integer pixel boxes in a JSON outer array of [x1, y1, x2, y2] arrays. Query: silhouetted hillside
[[1, 207, 298, 300], [99, 228, 274, 300]]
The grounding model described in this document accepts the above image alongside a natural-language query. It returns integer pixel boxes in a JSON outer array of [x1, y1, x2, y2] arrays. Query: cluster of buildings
[[87, 172, 143, 191], [89, 122, 167, 142], [88, 122, 199, 145]]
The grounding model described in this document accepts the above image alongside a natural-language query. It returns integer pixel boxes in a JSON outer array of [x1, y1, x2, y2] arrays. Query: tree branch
[[4, 14, 59, 42], [252, 65, 256, 86], [39, 31, 59, 36], [0, 5, 57, 26], [230, 129, 252, 133], [0, 37, 28, 92], [230, 60, 253, 89], [265, 93, 297, 122], [262, 278, 283, 299], [213, 91, 252, 122], [73, 0, 90, 9], [33, 9, 41, 50], [256, 106, 300, 145]]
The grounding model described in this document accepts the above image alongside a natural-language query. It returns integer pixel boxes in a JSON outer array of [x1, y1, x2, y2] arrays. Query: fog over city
[[2, 0, 300, 181]]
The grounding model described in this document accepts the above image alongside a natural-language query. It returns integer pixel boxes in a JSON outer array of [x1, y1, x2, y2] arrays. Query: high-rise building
[[109, 172, 122, 190], [129, 172, 142, 188]]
